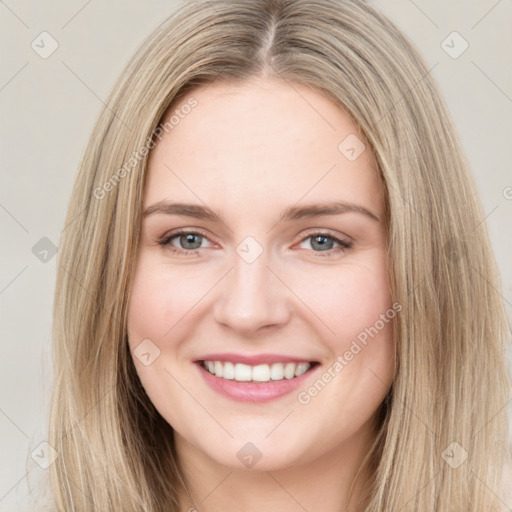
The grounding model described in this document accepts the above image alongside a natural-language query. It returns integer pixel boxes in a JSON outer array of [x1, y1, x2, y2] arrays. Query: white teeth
[[270, 363, 284, 380], [223, 361, 235, 379], [202, 360, 312, 382], [234, 363, 252, 381], [295, 362, 310, 377], [284, 362, 296, 379], [252, 364, 271, 382]]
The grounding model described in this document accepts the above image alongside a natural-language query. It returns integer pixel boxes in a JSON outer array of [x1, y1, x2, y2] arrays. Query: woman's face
[[127, 77, 395, 471]]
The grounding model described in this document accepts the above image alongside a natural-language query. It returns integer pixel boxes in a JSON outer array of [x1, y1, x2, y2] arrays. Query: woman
[[47, 0, 511, 510]]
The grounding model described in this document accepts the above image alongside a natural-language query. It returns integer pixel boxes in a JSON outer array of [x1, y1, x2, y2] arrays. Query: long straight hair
[[47, 0, 511, 510]]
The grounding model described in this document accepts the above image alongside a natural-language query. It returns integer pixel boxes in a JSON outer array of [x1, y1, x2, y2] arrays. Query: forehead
[[144, 78, 383, 219]]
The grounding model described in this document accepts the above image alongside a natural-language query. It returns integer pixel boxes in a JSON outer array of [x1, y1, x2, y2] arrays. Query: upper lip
[[194, 353, 318, 365]]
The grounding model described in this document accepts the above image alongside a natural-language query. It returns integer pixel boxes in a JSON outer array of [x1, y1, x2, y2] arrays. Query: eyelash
[[157, 228, 353, 258]]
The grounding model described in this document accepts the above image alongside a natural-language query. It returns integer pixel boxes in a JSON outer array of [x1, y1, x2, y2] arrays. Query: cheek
[[128, 277, 166, 343], [126, 260, 195, 421], [322, 258, 395, 400], [127, 258, 203, 345], [295, 255, 396, 408], [297, 255, 392, 348], [290, 259, 395, 438]]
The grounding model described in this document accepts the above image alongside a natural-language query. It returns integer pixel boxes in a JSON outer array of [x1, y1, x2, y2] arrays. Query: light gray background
[[1, 1, 511, 510]]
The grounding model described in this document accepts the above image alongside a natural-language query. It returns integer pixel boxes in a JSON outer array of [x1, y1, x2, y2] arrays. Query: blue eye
[[158, 229, 353, 257], [298, 233, 353, 256], [172, 233, 204, 250], [158, 230, 209, 255]]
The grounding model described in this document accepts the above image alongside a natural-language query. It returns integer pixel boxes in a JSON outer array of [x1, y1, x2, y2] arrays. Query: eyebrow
[[143, 200, 380, 224]]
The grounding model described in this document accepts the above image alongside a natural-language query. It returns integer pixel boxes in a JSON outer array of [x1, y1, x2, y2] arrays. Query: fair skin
[[127, 76, 395, 512]]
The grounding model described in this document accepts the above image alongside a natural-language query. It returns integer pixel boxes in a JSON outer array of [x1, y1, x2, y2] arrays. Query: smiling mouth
[[199, 360, 319, 383]]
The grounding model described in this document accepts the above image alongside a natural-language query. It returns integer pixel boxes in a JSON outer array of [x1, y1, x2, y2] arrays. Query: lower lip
[[195, 362, 319, 403]]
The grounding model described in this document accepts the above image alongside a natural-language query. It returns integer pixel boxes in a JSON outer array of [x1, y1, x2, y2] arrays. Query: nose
[[213, 248, 291, 335]]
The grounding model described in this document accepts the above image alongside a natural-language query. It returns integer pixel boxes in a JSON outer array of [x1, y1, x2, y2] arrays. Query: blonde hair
[[47, 0, 511, 510]]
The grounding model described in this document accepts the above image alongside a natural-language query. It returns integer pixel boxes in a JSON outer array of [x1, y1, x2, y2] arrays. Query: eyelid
[[297, 227, 353, 244], [159, 226, 352, 242]]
